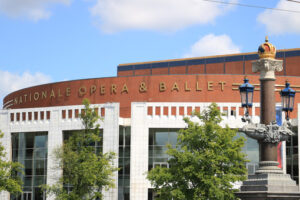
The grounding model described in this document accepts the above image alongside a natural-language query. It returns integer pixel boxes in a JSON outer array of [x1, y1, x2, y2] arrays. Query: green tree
[[0, 131, 23, 194], [44, 99, 118, 200], [147, 103, 248, 200]]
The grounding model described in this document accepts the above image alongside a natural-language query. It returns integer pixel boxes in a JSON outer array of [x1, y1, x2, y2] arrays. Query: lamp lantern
[[280, 80, 296, 120], [239, 77, 254, 116]]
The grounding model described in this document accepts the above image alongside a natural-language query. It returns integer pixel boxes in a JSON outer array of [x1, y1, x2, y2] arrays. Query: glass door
[[22, 192, 32, 200]]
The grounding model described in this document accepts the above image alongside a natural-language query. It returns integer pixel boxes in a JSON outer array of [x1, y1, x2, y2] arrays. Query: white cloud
[[257, 0, 300, 34], [184, 34, 240, 58], [0, 70, 51, 104], [90, 0, 237, 33], [0, 0, 70, 21]]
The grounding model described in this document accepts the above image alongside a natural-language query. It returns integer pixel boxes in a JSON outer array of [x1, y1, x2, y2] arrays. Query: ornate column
[[236, 37, 300, 199], [253, 57, 283, 174]]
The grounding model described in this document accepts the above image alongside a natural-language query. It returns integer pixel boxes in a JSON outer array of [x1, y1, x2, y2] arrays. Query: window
[[11, 132, 48, 200], [235, 132, 259, 175], [148, 128, 179, 171], [286, 133, 298, 183], [118, 126, 130, 200], [153, 162, 169, 168]]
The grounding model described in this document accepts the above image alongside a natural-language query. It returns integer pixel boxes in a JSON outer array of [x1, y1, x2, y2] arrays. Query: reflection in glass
[[11, 132, 48, 200], [169, 132, 178, 145], [236, 132, 259, 174], [286, 134, 298, 183], [155, 132, 168, 145], [148, 130, 260, 175], [149, 128, 179, 171], [118, 126, 131, 200]]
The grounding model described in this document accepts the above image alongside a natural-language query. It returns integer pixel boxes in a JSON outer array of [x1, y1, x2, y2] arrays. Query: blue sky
[[0, 0, 300, 102]]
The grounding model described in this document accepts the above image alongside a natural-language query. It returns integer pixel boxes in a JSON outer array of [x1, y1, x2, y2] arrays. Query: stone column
[[252, 58, 283, 173]]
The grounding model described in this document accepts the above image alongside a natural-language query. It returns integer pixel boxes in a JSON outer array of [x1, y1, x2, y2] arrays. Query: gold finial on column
[[258, 36, 276, 59]]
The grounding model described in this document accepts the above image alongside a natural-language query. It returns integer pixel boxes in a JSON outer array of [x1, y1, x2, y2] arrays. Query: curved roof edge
[[118, 48, 300, 67]]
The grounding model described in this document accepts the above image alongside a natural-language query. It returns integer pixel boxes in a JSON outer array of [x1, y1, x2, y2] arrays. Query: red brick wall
[[152, 68, 168, 75], [286, 57, 300, 76], [118, 70, 134, 76], [187, 65, 205, 74], [244, 60, 256, 75], [169, 66, 186, 74], [135, 69, 151, 76], [225, 61, 243, 74], [206, 63, 224, 74]]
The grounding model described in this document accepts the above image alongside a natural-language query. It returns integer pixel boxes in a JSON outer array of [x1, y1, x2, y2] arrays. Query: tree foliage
[[0, 131, 23, 194], [44, 99, 118, 200], [147, 103, 248, 200]]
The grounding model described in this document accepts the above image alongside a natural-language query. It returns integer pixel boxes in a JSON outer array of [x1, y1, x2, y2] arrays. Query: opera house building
[[1, 47, 300, 200]]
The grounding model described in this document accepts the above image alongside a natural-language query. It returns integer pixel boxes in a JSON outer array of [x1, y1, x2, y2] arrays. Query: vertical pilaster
[[130, 103, 149, 200], [46, 109, 63, 200], [103, 103, 119, 200], [298, 103, 300, 188], [0, 110, 10, 200], [282, 141, 287, 174]]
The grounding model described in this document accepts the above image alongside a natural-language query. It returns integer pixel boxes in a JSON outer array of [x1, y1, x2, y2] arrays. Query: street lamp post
[[236, 37, 300, 199]]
